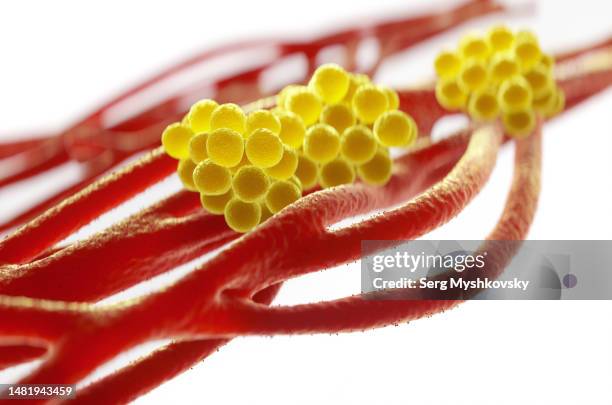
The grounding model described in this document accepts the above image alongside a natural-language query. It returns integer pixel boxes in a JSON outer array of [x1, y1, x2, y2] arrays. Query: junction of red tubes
[[0, 0, 611, 403]]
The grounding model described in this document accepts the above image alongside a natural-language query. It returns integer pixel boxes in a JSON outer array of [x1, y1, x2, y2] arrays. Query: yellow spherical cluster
[[161, 100, 304, 233], [433, 25, 565, 138], [276, 64, 418, 188], [162, 64, 418, 232]]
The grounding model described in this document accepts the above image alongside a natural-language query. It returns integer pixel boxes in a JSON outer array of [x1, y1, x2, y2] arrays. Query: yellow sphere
[[276, 84, 300, 110], [498, 76, 533, 112], [188, 132, 209, 163], [319, 158, 355, 188], [161, 122, 194, 159], [265, 180, 302, 214], [245, 128, 284, 168], [200, 189, 233, 215], [309, 63, 350, 104], [502, 108, 536, 138], [486, 26, 515, 53], [177, 159, 198, 192], [193, 159, 232, 195], [295, 153, 319, 190], [210, 103, 247, 134], [286, 86, 323, 126], [275, 110, 306, 149], [514, 30, 541, 70], [542, 87, 565, 118], [303, 123, 341, 164], [532, 87, 555, 114], [373, 111, 418, 147], [352, 85, 389, 124], [224, 198, 261, 233], [489, 53, 520, 83], [523, 64, 553, 99], [458, 33, 490, 60], [434, 50, 463, 78], [357, 150, 393, 186], [382, 86, 400, 110], [341, 125, 377, 164], [320, 103, 356, 135], [206, 128, 244, 168], [342, 73, 370, 104], [435, 77, 468, 111], [232, 165, 270, 202], [246, 109, 281, 136], [458, 59, 489, 92], [467, 88, 500, 121], [540, 53, 555, 69], [186, 99, 218, 133], [265, 146, 298, 180], [181, 114, 190, 126]]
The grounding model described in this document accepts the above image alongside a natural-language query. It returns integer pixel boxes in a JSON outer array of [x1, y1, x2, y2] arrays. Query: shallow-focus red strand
[[0, 345, 46, 371]]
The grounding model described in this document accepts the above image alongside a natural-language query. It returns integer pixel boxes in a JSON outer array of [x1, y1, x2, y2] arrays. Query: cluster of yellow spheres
[[162, 64, 418, 233], [434, 26, 565, 137]]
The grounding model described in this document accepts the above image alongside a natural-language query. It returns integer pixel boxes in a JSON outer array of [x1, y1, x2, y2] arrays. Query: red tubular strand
[[215, 126, 541, 336], [0, 211, 234, 301], [0, 149, 176, 265], [68, 284, 282, 405], [0, 139, 69, 188], [398, 86, 448, 135], [555, 36, 612, 63], [0, 345, 46, 371], [0, 136, 53, 159]]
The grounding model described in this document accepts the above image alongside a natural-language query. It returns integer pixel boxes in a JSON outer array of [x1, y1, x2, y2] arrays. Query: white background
[[1, 0, 612, 404]]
